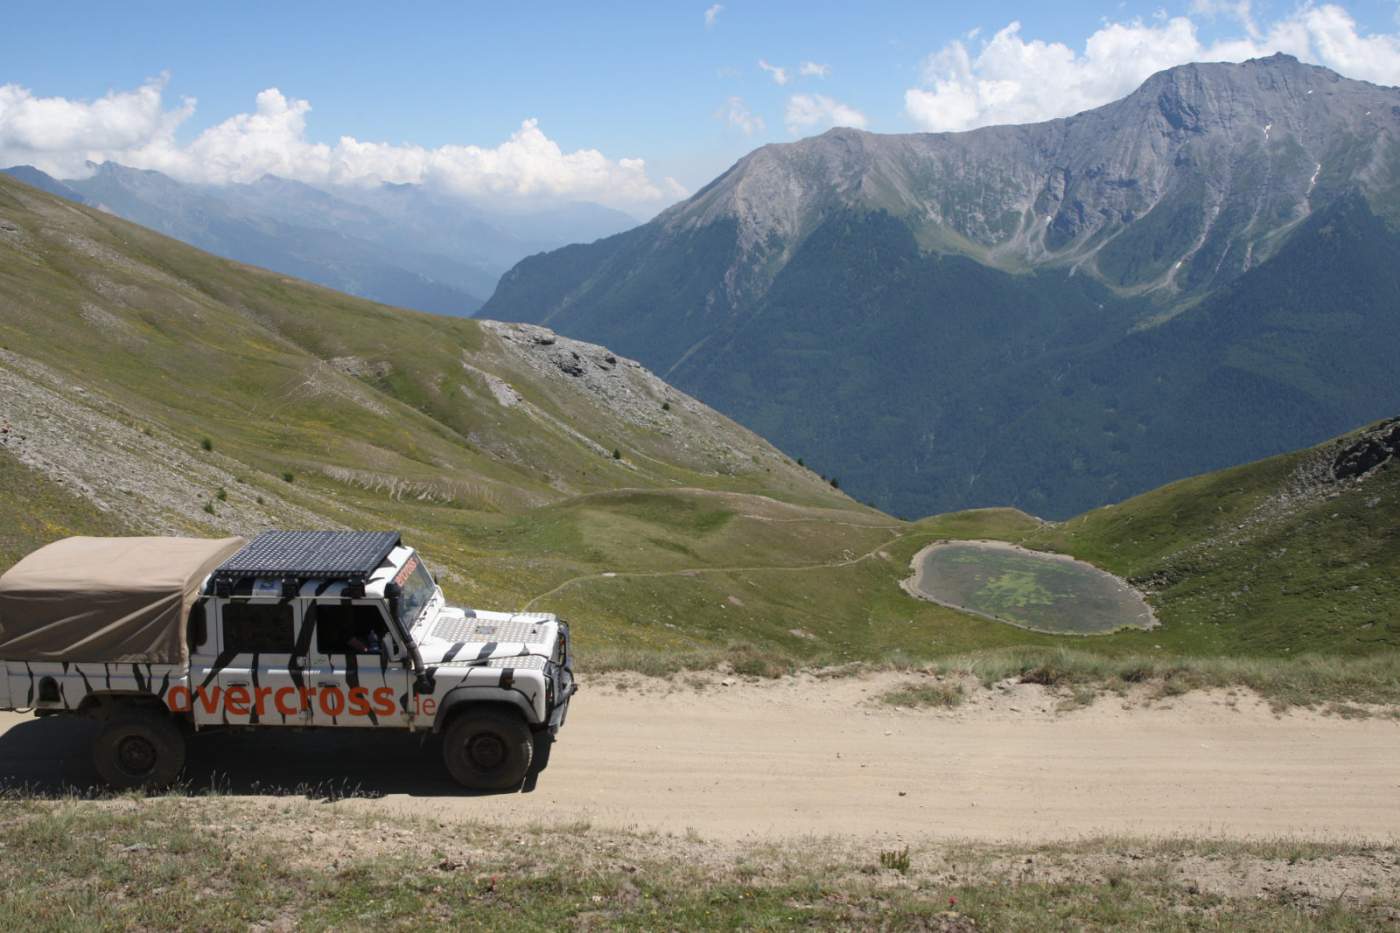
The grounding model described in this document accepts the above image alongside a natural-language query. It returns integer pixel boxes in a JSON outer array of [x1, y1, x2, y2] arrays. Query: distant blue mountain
[[2, 165, 88, 204], [1, 163, 637, 318]]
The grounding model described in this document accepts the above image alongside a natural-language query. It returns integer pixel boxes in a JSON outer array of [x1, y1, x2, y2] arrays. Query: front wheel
[[93, 710, 187, 790], [442, 708, 533, 791]]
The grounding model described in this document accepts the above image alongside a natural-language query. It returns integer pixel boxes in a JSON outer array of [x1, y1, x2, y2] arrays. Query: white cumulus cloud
[[799, 61, 831, 77], [704, 4, 723, 28], [718, 96, 765, 135], [904, 4, 1400, 133], [785, 94, 868, 134], [0, 75, 192, 178], [0, 80, 680, 210], [758, 59, 791, 85]]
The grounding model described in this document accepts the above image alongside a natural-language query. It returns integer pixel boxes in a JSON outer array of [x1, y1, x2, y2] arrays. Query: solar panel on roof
[[212, 531, 401, 584]]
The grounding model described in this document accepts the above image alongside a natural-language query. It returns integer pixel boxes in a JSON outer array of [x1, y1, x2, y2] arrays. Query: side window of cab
[[314, 602, 394, 657], [220, 600, 296, 654]]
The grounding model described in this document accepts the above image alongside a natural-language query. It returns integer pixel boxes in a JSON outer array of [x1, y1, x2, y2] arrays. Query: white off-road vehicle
[[0, 531, 575, 790]]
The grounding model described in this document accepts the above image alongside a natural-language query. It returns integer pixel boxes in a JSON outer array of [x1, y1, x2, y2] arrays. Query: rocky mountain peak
[[653, 55, 1400, 303]]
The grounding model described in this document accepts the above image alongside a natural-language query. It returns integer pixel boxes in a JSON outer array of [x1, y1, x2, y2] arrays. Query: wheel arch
[[432, 688, 535, 733], [77, 692, 176, 720]]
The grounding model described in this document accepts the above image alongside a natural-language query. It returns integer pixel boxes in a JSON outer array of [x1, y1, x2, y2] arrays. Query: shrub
[[879, 680, 965, 709], [612, 448, 621, 460], [879, 847, 911, 874], [281, 471, 295, 483], [202, 502, 215, 515], [661, 401, 671, 411], [215, 487, 227, 502], [200, 437, 213, 452]]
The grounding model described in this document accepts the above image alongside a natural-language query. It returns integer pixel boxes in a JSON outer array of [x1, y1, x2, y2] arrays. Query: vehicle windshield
[[395, 556, 437, 628]]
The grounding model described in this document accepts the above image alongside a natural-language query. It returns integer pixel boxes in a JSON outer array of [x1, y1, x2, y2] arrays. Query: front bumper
[[547, 675, 576, 734]]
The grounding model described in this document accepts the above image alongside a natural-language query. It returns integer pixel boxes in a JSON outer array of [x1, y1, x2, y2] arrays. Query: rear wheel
[[93, 709, 186, 790], [442, 708, 533, 791]]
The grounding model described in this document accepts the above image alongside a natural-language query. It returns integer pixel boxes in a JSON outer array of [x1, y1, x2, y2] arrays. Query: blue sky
[[3, 1, 1399, 215]]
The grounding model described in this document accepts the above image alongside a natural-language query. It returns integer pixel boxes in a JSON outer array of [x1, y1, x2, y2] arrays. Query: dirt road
[[2, 673, 1396, 843]]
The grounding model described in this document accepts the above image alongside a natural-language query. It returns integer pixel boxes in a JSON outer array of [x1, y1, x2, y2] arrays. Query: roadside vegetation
[[876, 680, 966, 709], [920, 647, 1400, 713], [0, 796, 1395, 930], [587, 644, 1400, 714]]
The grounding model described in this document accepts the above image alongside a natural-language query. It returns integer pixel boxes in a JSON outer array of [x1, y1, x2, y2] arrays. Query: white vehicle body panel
[[4, 659, 187, 712]]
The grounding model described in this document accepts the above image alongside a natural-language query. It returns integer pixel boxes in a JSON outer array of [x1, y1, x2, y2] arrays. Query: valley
[[2, 169, 1398, 685]]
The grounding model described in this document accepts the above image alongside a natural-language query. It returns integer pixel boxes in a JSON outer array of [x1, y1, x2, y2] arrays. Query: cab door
[[202, 591, 310, 727], [302, 600, 411, 728]]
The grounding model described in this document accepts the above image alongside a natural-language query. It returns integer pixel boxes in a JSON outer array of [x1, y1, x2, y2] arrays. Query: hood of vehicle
[[411, 606, 559, 667]]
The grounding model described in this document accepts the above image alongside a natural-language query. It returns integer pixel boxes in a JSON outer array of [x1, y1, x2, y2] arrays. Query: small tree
[[612, 448, 622, 460], [200, 437, 213, 452], [281, 471, 295, 483], [830, 477, 840, 489]]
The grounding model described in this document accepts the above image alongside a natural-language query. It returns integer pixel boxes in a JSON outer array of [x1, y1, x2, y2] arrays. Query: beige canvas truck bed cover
[[0, 536, 246, 665]]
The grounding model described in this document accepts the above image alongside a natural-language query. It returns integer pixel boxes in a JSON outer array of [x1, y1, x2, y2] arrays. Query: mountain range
[[1, 162, 637, 317], [483, 54, 1400, 519]]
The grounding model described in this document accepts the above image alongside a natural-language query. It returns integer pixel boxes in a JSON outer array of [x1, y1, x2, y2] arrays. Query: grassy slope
[[1024, 419, 1400, 657], [0, 174, 1111, 671], [0, 176, 1062, 670], [0, 448, 134, 570]]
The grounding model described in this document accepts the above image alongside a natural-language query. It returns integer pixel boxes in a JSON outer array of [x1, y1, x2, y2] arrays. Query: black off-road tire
[[93, 709, 187, 790], [442, 708, 533, 791]]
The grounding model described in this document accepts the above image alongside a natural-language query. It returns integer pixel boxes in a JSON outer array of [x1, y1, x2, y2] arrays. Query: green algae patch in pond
[[906, 541, 1158, 635]]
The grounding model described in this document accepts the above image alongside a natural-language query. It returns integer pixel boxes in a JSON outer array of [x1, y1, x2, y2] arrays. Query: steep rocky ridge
[[650, 54, 1400, 300], [484, 55, 1400, 518]]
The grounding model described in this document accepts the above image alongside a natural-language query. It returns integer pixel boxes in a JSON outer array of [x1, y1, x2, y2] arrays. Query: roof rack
[[211, 531, 401, 590]]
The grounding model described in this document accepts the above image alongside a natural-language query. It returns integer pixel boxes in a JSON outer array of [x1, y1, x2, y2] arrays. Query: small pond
[[908, 541, 1157, 635]]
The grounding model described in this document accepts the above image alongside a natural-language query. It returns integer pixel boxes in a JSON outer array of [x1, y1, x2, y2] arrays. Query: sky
[[2, 1, 1400, 218]]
